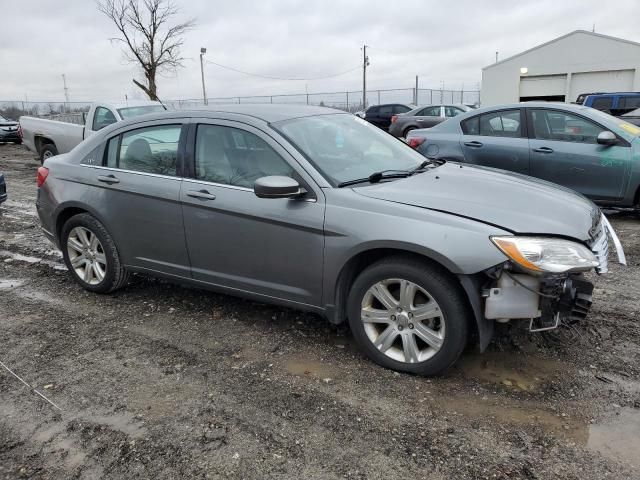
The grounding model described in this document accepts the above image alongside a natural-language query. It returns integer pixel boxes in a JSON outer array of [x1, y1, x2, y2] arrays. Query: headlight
[[491, 236, 599, 274]]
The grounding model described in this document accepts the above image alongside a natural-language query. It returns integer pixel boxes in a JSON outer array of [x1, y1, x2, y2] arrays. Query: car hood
[[0, 120, 18, 127], [353, 162, 599, 242]]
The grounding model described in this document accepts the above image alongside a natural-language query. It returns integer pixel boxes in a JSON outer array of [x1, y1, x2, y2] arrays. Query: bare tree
[[98, 0, 194, 100]]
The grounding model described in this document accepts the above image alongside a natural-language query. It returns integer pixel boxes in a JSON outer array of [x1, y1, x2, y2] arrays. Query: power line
[[204, 59, 361, 81]]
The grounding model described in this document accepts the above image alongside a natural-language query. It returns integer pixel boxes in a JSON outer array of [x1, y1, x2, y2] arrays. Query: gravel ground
[[1, 143, 639, 479]]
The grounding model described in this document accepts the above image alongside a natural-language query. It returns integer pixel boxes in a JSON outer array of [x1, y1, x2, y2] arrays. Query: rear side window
[[419, 106, 441, 117], [378, 105, 393, 116], [195, 124, 293, 188], [479, 110, 521, 137], [591, 97, 613, 111], [93, 107, 117, 131], [614, 97, 640, 115], [104, 124, 181, 176], [394, 105, 411, 114], [461, 116, 480, 135], [444, 106, 464, 118]]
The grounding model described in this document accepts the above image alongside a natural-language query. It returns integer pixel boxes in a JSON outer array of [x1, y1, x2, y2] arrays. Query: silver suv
[[35, 105, 624, 375]]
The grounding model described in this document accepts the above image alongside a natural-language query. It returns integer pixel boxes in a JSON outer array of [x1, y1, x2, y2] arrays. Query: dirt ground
[[1, 142, 639, 479]]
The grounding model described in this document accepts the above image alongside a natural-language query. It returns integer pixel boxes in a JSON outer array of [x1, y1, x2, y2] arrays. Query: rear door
[[459, 108, 531, 174], [81, 121, 190, 277], [180, 120, 326, 306], [527, 108, 629, 201]]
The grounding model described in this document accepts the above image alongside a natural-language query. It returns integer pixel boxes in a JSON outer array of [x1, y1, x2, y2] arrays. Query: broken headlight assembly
[[491, 236, 599, 274]]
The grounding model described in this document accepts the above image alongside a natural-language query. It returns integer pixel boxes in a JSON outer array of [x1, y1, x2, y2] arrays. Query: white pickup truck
[[20, 101, 165, 163]]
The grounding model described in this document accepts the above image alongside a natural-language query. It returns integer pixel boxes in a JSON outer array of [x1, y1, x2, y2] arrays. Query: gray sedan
[[36, 105, 622, 375], [388, 104, 472, 138], [406, 102, 640, 207]]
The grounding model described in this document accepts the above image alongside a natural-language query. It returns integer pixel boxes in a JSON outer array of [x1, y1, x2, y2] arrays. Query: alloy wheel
[[360, 278, 445, 363], [66, 226, 107, 285]]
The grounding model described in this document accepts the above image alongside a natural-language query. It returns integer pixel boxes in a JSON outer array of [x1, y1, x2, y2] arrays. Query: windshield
[[0, 114, 9, 122], [588, 108, 640, 138], [117, 105, 166, 119], [273, 114, 425, 186]]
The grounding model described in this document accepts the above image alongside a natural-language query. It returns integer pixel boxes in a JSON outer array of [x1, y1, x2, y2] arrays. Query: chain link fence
[[1, 87, 480, 120]]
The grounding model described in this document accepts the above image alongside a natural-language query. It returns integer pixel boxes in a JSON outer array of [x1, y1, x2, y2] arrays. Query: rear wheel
[[40, 144, 58, 164], [347, 257, 470, 375], [403, 126, 417, 138], [61, 213, 129, 293]]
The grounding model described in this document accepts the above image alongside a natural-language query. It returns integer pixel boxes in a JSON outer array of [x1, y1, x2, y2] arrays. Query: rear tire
[[403, 127, 417, 138], [61, 213, 129, 293], [40, 144, 58, 164], [347, 256, 470, 376]]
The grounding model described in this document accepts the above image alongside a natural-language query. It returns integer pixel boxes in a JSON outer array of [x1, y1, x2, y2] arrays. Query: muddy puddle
[[454, 351, 565, 391], [587, 408, 640, 468], [284, 357, 339, 380]]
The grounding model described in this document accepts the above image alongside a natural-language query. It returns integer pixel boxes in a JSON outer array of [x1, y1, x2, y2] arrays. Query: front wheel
[[347, 257, 470, 376], [61, 213, 129, 293]]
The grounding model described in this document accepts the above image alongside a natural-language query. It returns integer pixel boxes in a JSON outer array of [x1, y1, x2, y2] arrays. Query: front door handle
[[532, 147, 554, 154], [464, 141, 483, 148], [97, 174, 120, 184], [186, 189, 216, 201]]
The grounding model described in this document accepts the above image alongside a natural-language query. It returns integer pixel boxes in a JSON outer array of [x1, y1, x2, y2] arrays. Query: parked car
[[582, 92, 640, 115], [363, 103, 413, 130], [20, 101, 165, 163], [389, 104, 473, 138], [406, 102, 640, 207], [36, 104, 623, 375], [574, 92, 603, 105], [0, 172, 6, 204], [622, 108, 640, 126], [0, 114, 21, 144]]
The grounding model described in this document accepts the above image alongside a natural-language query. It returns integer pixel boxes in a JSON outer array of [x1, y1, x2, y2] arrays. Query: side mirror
[[597, 131, 617, 146], [254, 176, 306, 199]]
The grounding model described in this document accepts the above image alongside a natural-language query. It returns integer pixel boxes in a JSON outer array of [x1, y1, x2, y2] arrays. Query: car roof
[[117, 104, 345, 125], [467, 101, 597, 116]]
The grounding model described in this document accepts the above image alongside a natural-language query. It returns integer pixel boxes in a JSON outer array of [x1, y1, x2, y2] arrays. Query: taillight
[[408, 137, 425, 149], [36, 167, 49, 187], [391, 115, 398, 123]]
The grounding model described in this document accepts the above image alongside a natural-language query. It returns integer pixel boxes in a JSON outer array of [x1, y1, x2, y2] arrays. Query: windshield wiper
[[337, 161, 441, 188]]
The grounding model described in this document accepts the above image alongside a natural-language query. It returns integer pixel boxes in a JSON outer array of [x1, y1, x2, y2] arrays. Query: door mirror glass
[[597, 130, 618, 146], [254, 176, 305, 199]]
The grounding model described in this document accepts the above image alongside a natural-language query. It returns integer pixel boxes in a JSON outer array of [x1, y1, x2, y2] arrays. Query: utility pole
[[495, 51, 499, 63], [61, 74, 70, 112], [362, 45, 369, 108], [414, 75, 419, 104], [200, 47, 208, 105]]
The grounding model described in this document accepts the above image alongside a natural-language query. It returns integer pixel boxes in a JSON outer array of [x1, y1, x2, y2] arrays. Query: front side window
[[105, 124, 181, 175], [195, 125, 293, 188], [480, 110, 521, 137], [530, 109, 603, 144], [93, 107, 117, 131], [444, 106, 464, 118], [274, 114, 424, 186]]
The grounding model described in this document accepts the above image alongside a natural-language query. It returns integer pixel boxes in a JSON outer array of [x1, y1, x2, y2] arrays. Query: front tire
[[347, 257, 470, 376], [61, 213, 129, 293]]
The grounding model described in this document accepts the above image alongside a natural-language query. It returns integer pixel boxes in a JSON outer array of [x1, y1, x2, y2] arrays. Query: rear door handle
[[186, 189, 216, 200], [532, 147, 554, 153], [464, 141, 483, 148], [97, 174, 120, 184]]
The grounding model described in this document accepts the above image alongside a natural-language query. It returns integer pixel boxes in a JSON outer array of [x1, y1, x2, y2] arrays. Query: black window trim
[[524, 107, 630, 147]]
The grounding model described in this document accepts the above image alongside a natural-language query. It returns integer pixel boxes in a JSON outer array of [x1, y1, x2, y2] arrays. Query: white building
[[481, 30, 640, 106]]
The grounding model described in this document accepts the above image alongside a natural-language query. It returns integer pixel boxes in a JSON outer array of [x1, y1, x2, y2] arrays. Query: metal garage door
[[569, 70, 635, 103], [519, 75, 567, 102]]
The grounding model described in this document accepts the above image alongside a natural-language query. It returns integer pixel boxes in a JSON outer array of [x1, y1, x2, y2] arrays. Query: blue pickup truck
[[579, 92, 640, 116]]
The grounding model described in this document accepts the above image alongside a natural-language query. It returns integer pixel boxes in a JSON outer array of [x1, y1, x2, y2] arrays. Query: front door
[[180, 121, 325, 307], [459, 108, 530, 174], [527, 108, 629, 201]]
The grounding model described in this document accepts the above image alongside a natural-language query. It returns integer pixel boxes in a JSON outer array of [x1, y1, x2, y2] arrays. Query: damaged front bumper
[[482, 213, 624, 334]]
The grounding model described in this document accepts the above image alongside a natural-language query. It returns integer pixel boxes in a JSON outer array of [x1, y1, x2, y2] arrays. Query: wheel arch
[[54, 202, 108, 245], [34, 135, 57, 156], [327, 246, 491, 351]]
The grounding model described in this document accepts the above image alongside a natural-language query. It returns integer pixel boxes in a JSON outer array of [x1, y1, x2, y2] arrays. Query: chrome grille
[[590, 217, 609, 274]]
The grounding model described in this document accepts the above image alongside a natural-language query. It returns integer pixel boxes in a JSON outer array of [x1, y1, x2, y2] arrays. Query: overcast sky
[[1, 0, 639, 103]]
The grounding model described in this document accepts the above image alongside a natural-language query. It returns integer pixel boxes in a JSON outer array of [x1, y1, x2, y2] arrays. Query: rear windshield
[[117, 105, 166, 119]]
